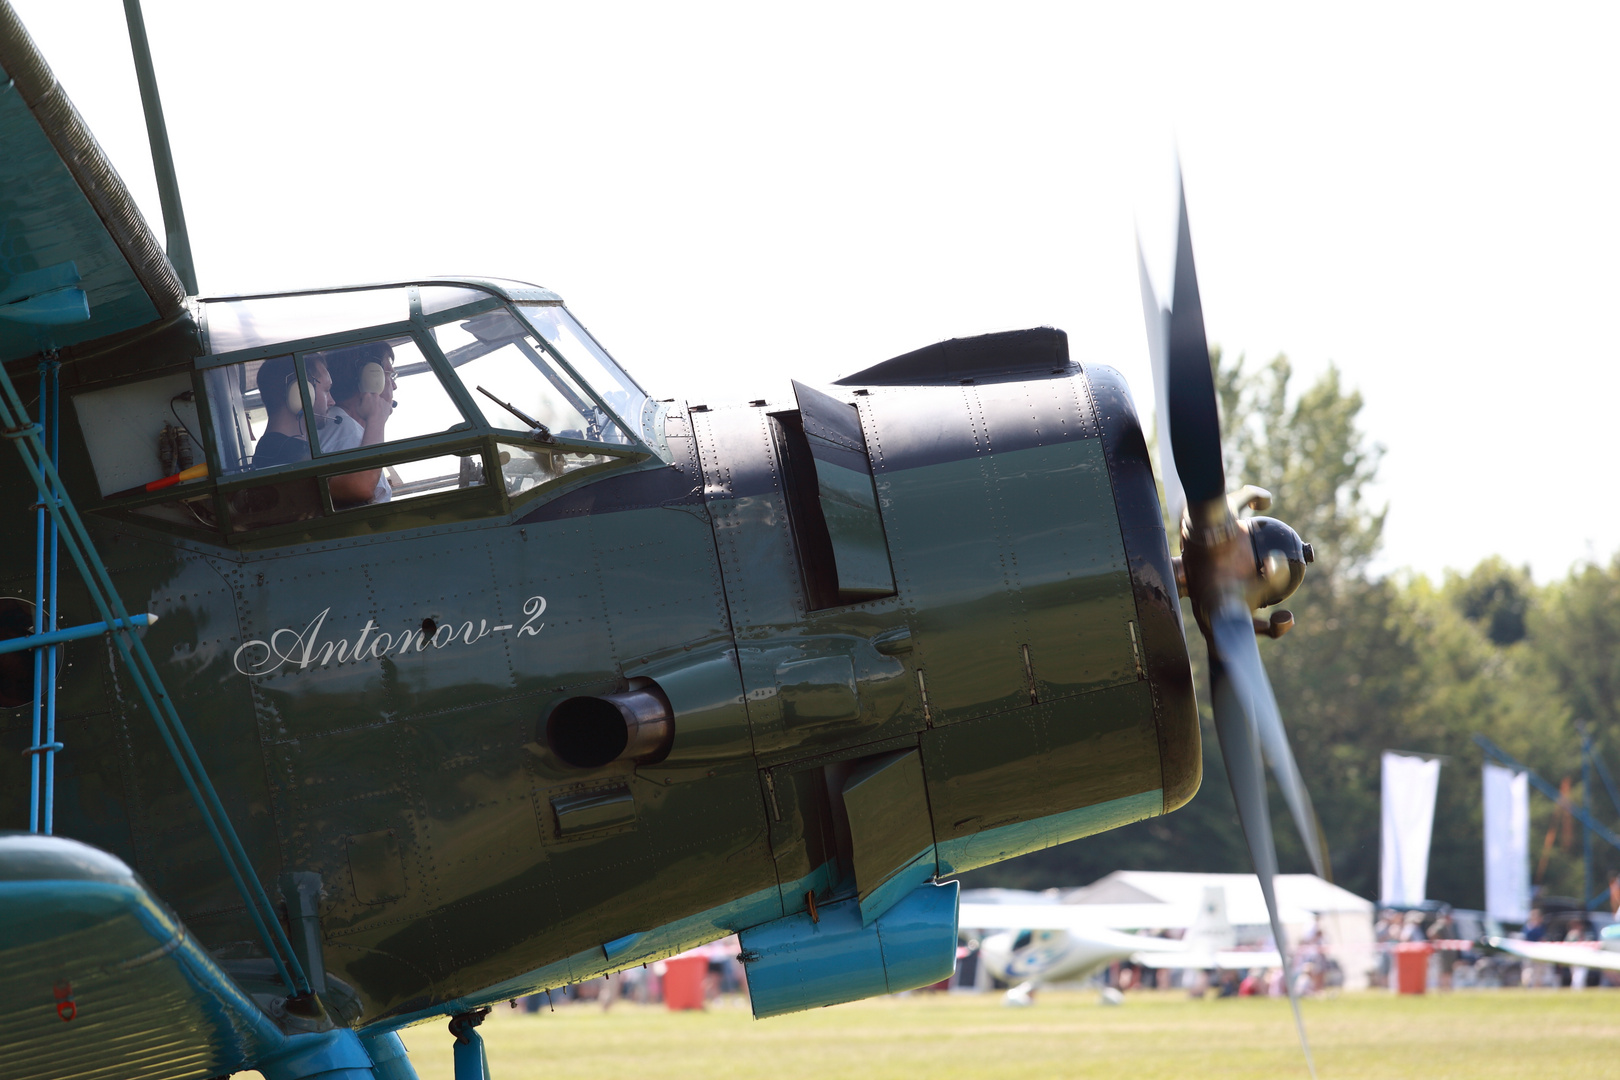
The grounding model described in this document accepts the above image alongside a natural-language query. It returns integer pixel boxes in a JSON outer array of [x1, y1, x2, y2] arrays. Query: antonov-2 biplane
[[0, 3, 1328, 1078]]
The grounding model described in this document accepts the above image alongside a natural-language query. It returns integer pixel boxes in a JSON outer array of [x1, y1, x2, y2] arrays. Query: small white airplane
[[964, 885, 1287, 1002], [1487, 924, 1620, 971]]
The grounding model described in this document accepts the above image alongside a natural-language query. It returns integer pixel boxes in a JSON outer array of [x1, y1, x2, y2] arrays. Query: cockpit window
[[189, 286, 648, 537], [430, 309, 631, 446], [419, 285, 492, 316], [518, 304, 649, 439], [329, 450, 485, 510], [496, 441, 614, 498], [203, 334, 469, 480], [310, 336, 467, 454], [203, 356, 277, 476], [203, 288, 408, 355]]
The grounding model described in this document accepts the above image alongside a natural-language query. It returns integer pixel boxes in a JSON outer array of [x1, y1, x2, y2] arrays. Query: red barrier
[[1395, 943, 1432, 994], [663, 955, 708, 1011]]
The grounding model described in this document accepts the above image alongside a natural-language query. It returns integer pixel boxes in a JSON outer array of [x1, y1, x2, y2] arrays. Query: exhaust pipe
[[546, 685, 673, 768]]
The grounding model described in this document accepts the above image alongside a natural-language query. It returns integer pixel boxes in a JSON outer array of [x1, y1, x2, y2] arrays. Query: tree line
[[964, 350, 1619, 909]]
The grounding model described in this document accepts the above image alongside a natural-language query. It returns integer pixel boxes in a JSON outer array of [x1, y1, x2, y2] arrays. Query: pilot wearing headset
[[316, 340, 396, 504], [251, 354, 330, 470], [250, 352, 389, 507]]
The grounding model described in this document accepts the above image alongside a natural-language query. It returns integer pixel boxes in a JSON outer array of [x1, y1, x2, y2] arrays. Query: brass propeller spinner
[[1171, 486, 1313, 642]]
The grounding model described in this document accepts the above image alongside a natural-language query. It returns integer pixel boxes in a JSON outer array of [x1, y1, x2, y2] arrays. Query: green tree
[[1214, 350, 1386, 580], [1523, 558, 1620, 902], [1451, 558, 1533, 647], [1534, 559, 1620, 733], [1396, 575, 1576, 906]]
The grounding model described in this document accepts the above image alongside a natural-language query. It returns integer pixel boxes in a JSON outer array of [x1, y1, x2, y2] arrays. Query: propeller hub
[[1246, 516, 1309, 608], [1177, 502, 1312, 642]]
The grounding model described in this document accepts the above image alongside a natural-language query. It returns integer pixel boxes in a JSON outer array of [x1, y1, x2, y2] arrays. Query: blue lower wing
[[0, 834, 376, 1080]]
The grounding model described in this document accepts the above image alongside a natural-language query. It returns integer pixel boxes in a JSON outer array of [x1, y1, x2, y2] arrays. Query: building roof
[[1064, 871, 1374, 927]]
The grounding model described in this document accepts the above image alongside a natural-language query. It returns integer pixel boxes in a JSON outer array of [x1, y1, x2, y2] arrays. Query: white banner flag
[[1483, 763, 1531, 922], [1381, 751, 1441, 906]]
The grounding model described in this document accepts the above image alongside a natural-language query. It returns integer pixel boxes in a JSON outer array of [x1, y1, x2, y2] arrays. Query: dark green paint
[[1, 281, 1196, 1028], [842, 748, 934, 920]]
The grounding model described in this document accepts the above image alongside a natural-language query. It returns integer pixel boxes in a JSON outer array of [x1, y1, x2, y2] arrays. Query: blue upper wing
[[0, 2, 185, 365]]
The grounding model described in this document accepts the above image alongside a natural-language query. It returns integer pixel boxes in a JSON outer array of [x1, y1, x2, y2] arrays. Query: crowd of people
[[512, 938, 749, 1012], [1090, 927, 1345, 1001], [1371, 905, 1617, 989], [504, 901, 1620, 1016]]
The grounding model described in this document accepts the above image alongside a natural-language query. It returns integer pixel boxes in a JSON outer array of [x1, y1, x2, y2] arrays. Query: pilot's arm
[[327, 385, 392, 505]]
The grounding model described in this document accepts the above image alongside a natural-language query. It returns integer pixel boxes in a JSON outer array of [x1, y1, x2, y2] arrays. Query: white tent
[[1061, 871, 1377, 990]]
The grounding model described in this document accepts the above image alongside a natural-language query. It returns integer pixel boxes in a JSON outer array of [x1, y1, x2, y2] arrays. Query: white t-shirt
[[321, 406, 392, 503]]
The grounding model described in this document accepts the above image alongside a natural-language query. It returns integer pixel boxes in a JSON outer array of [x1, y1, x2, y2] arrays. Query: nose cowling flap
[[788, 380, 897, 603]]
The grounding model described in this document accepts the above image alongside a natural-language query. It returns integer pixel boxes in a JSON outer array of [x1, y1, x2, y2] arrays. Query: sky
[[10, 1, 1620, 582]]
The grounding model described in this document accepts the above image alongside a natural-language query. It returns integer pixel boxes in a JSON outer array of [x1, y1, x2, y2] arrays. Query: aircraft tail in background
[[1183, 885, 1237, 956]]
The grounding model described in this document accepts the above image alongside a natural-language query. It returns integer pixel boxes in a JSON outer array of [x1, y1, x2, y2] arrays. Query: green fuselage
[[0, 305, 1196, 1027]]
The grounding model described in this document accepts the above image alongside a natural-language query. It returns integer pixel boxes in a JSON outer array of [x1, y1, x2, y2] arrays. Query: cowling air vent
[[834, 327, 1070, 386], [772, 382, 897, 609]]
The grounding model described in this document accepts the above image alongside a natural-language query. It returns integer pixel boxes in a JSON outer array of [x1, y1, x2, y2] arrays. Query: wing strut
[[122, 0, 196, 294], [0, 361, 310, 999]]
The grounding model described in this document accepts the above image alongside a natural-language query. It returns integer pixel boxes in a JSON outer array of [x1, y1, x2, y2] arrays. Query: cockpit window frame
[[516, 302, 656, 447], [174, 287, 654, 545], [418, 296, 651, 452], [196, 292, 654, 457], [195, 317, 421, 369]]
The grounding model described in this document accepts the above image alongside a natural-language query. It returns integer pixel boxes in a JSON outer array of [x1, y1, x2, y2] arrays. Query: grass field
[[393, 988, 1620, 1079]]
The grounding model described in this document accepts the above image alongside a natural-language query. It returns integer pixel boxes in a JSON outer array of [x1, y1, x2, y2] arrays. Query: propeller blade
[[1138, 238, 1186, 529], [1210, 606, 1332, 881], [1163, 177, 1225, 508], [1210, 603, 1316, 1080], [1147, 170, 1322, 1075], [1257, 707, 1331, 883]]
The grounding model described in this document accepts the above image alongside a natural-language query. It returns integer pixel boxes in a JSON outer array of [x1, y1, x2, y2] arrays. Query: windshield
[[430, 308, 632, 446], [518, 304, 650, 442]]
